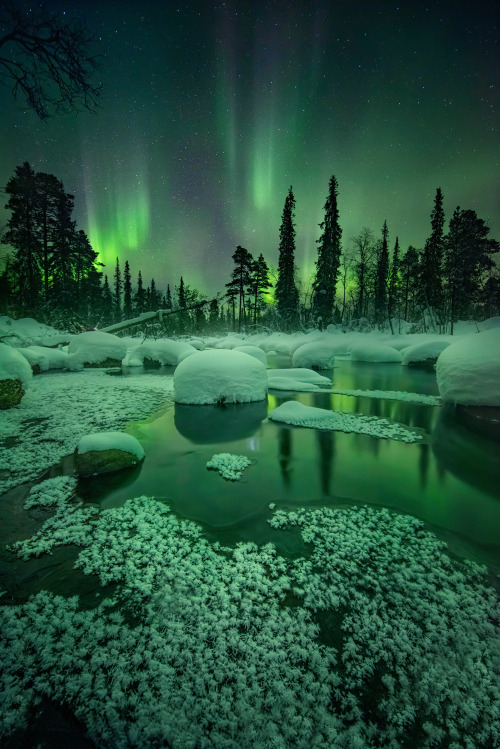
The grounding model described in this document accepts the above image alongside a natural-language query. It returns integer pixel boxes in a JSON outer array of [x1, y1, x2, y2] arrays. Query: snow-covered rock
[[349, 341, 403, 363], [292, 341, 336, 369], [124, 339, 196, 367], [436, 328, 500, 406], [233, 344, 268, 365], [67, 332, 127, 371], [401, 338, 452, 367], [0, 343, 33, 408], [18, 345, 68, 373], [174, 349, 268, 405], [75, 431, 145, 476]]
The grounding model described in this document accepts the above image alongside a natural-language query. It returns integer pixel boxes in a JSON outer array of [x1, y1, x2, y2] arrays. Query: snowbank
[[124, 339, 196, 367], [174, 349, 268, 405], [268, 368, 331, 392], [436, 327, 500, 406], [0, 343, 33, 386], [233, 344, 268, 365], [349, 341, 402, 363], [18, 345, 68, 371], [67, 332, 127, 370], [401, 338, 452, 366]]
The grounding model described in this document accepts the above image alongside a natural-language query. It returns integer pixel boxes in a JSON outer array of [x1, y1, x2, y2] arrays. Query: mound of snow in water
[[233, 344, 268, 365], [0, 316, 66, 346], [214, 335, 246, 349], [436, 327, 500, 406], [350, 341, 402, 363], [268, 368, 331, 391], [67, 332, 127, 370], [269, 400, 422, 442], [0, 343, 33, 386], [401, 338, 452, 365], [292, 341, 336, 369], [174, 349, 267, 404], [124, 339, 196, 367], [206, 453, 252, 480], [18, 345, 68, 371]]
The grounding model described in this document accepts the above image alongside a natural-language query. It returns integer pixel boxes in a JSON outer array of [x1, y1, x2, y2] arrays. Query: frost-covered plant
[[206, 453, 252, 480]]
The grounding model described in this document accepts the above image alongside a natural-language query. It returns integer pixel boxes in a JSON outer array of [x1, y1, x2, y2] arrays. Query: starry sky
[[1, 0, 498, 298]]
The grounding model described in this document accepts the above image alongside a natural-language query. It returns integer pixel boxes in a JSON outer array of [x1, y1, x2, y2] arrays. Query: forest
[[1, 162, 499, 335]]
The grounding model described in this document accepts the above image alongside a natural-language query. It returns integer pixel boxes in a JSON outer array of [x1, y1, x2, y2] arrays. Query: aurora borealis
[[1, 0, 498, 297]]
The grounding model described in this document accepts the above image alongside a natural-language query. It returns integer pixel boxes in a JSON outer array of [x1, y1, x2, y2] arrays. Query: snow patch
[[206, 453, 252, 480]]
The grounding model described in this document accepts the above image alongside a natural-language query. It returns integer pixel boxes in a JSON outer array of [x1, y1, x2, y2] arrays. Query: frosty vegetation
[[2, 494, 499, 748], [206, 453, 252, 481]]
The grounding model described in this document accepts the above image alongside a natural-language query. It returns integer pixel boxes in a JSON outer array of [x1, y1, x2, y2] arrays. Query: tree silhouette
[[275, 186, 299, 325], [0, 3, 101, 119], [312, 175, 342, 326]]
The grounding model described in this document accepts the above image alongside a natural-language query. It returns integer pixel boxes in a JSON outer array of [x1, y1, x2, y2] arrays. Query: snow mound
[[0, 343, 33, 386], [436, 327, 500, 406], [269, 400, 423, 442], [206, 453, 252, 480], [292, 341, 336, 369], [174, 349, 268, 405], [330, 388, 440, 405], [0, 316, 66, 346], [401, 338, 452, 366], [233, 345, 268, 365], [77, 431, 145, 460], [268, 368, 331, 392], [350, 341, 403, 363], [214, 335, 246, 349], [67, 332, 127, 370], [124, 339, 196, 367], [18, 345, 68, 371]]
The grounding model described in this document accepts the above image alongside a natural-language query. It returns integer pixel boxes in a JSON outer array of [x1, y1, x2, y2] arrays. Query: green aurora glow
[[0, 0, 498, 297]]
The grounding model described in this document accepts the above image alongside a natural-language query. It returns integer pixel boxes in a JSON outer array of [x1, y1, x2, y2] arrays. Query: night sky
[[1, 0, 498, 298]]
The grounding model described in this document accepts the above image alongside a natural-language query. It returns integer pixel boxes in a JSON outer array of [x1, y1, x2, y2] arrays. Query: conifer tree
[[35, 171, 65, 302], [312, 175, 342, 326], [351, 227, 376, 319], [50, 188, 77, 301], [178, 276, 186, 308], [444, 208, 499, 331], [134, 270, 146, 314], [387, 236, 400, 327], [208, 298, 220, 329], [420, 187, 445, 313], [374, 221, 389, 325], [249, 253, 272, 325], [225, 285, 238, 329], [165, 284, 172, 309], [113, 258, 122, 321], [400, 246, 420, 321], [2, 162, 41, 311], [275, 186, 299, 325], [123, 260, 133, 319], [225, 245, 254, 329], [101, 274, 113, 325]]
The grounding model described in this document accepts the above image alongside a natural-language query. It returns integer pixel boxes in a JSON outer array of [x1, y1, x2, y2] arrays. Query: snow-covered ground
[[1, 316, 500, 747]]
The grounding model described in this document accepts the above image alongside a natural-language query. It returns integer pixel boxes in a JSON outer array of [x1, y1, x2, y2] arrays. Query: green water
[[82, 359, 500, 573]]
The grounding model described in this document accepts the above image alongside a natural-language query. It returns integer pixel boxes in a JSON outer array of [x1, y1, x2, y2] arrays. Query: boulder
[[75, 432, 145, 476], [0, 378, 24, 409]]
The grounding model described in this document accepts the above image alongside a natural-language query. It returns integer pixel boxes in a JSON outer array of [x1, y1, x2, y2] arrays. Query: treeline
[[2, 162, 499, 335]]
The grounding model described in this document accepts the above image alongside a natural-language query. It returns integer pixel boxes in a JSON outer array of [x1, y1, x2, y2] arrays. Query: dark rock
[[0, 378, 24, 409], [74, 447, 144, 476], [456, 404, 500, 440], [83, 357, 123, 369]]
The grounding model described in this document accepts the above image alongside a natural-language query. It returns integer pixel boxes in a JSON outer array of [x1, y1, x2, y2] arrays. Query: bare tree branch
[[0, 3, 102, 119]]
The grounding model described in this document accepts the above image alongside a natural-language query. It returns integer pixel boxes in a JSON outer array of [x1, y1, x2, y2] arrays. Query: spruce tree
[[444, 208, 499, 331], [249, 253, 272, 325], [113, 258, 122, 321], [400, 246, 420, 321], [178, 276, 186, 308], [420, 187, 445, 313], [123, 260, 133, 319], [312, 175, 342, 326], [165, 284, 172, 309], [101, 275, 113, 325], [50, 188, 77, 303], [225, 245, 254, 330], [374, 221, 389, 325], [2, 162, 41, 311], [275, 186, 299, 326], [134, 270, 146, 314], [387, 236, 400, 327]]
